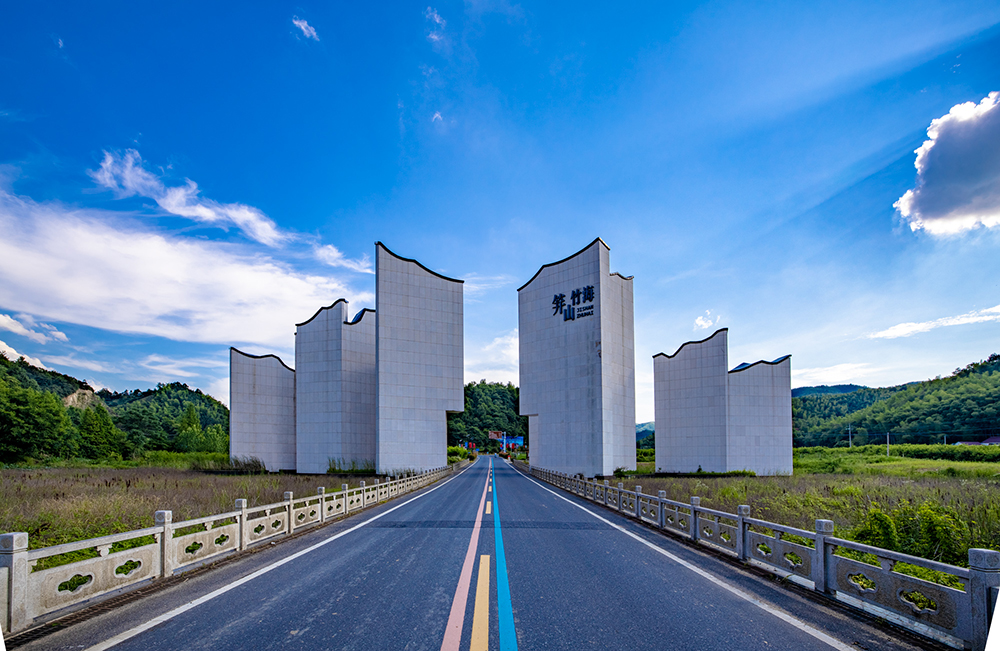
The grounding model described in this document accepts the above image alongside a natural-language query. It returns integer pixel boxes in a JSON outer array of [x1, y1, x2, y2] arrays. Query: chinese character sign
[[552, 285, 595, 322]]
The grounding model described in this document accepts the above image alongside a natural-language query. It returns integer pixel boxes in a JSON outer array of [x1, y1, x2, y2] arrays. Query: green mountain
[[794, 354, 1000, 447], [99, 383, 229, 451], [791, 384, 866, 398], [447, 380, 527, 451]]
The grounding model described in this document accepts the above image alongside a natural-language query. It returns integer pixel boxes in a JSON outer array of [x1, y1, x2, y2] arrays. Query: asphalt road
[[18, 458, 939, 651]]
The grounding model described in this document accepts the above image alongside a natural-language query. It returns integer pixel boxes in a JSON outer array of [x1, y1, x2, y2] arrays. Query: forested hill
[[791, 384, 866, 398], [794, 354, 1000, 447], [0, 353, 92, 398], [99, 383, 229, 451], [447, 380, 527, 450], [1, 351, 229, 463]]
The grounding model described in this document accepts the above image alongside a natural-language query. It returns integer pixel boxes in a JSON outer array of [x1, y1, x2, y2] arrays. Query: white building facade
[[294, 300, 376, 474], [229, 243, 463, 474], [653, 328, 792, 475], [375, 242, 464, 473], [229, 348, 296, 471], [518, 238, 636, 477]]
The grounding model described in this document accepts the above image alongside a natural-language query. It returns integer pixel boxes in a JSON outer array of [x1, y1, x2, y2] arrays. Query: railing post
[[813, 519, 834, 594], [735, 505, 750, 561], [690, 497, 700, 542], [658, 491, 667, 529], [969, 548, 1000, 651], [317, 487, 326, 523], [342, 484, 350, 513], [284, 492, 294, 533], [0, 532, 29, 633], [635, 486, 642, 518], [156, 510, 174, 578], [604, 481, 610, 506], [360, 481, 367, 508], [235, 499, 248, 551]]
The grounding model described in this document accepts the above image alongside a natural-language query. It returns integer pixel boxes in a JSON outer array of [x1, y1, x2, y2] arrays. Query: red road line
[[440, 466, 492, 651]]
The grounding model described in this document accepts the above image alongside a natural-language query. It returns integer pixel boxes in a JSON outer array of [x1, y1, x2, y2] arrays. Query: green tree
[[0, 378, 78, 462], [78, 405, 128, 459]]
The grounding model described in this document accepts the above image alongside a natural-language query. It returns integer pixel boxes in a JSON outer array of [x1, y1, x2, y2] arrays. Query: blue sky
[[1, 1, 999, 422]]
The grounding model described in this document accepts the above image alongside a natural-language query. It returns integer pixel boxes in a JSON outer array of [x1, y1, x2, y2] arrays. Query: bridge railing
[[0, 461, 467, 635], [515, 461, 999, 651]]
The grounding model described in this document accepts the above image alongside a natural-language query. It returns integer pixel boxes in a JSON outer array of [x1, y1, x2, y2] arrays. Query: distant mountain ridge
[[791, 384, 867, 398]]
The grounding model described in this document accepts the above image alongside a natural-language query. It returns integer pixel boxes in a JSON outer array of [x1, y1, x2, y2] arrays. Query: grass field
[[0, 465, 378, 551]]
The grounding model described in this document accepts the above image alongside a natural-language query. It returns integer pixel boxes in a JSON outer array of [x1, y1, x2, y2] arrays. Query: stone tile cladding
[[229, 348, 296, 472], [295, 301, 376, 474], [518, 238, 636, 477], [375, 243, 464, 473], [653, 329, 792, 475]]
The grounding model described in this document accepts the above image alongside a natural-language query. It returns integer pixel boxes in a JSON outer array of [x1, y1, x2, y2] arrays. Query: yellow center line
[[485, 502, 492, 515], [471, 555, 491, 651], [488, 484, 492, 492]]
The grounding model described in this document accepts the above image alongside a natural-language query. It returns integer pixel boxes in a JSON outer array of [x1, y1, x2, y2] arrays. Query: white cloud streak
[[0, 339, 48, 369], [0, 189, 371, 350], [894, 91, 1000, 234], [867, 304, 1000, 339], [425, 7, 447, 45], [91, 149, 290, 247], [314, 244, 373, 274], [792, 363, 879, 386], [292, 17, 319, 41], [0, 313, 67, 344]]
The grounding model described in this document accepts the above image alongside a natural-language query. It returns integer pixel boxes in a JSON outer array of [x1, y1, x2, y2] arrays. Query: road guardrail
[[516, 461, 999, 651], [0, 460, 468, 635]]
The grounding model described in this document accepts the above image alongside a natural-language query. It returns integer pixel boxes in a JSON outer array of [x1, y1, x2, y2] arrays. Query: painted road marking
[[509, 463, 855, 651], [488, 485, 492, 491], [485, 502, 492, 515], [492, 462, 518, 651], [83, 461, 479, 651], [440, 465, 492, 651], [471, 555, 491, 651]]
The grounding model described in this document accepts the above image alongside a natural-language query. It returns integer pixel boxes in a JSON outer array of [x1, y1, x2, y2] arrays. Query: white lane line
[[509, 465, 855, 651], [84, 461, 479, 651]]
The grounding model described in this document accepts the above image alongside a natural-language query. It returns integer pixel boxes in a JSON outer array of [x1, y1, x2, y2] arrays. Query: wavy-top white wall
[[295, 301, 376, 474], [229, 348, 296, 472], [727, 359, 792, 475], [519, 239, 635, 477], [375, 243, 463, 473]]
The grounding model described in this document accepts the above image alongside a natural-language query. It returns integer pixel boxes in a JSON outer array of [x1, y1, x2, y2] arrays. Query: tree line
[[447, 380, 527, 452], [0, 353, 228, 464]]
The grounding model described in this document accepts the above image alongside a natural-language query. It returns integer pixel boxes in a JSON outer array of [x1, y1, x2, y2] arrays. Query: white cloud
[[314, 244, 373, 274], [0, 189, 371, 350], [0, 339, 48, 369], [432, 111, 443, 122], [292, 17, 319, 41], [0, 313, 65, 344], [91, 149, 290, 247], [894, 91, 1000, 234], [867, 304, 1000, 339], [463, 273, 514, 296], [792, 363, 879, 386], [57, 38, 64, 48], [693, 310, 719, 330], [425, 7, 447, 44], [465, 329, 518, 384], [206, 375, 230, 407], [139, 354, 228, 379], [42, 354, 118, 374]]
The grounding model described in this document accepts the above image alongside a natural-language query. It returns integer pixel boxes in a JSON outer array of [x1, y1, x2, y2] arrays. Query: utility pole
[[846, 424, 853, 448], [886, 430, 890, 457]]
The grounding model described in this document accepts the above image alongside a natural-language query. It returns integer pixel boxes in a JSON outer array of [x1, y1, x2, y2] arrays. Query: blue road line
[[492, 461, 518, 651]]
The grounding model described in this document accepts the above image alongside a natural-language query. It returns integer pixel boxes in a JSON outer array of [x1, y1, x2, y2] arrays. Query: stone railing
[[517, 462, 1000, 651], [0, 462, 466, 635]]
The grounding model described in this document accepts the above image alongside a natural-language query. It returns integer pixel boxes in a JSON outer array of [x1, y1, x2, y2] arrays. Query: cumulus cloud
[[91, 149, 290, 246], [314, 244, 374, 273], [292, 17, 319, 41], [0, 189, 371, 350], [0, 339, 48, 369], [867, 304, 1000, 339], [465, 329, 518, 384], [0, 313, 67, 344], [693, 310, 719, 330], [894, 91, 1000, 234]]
